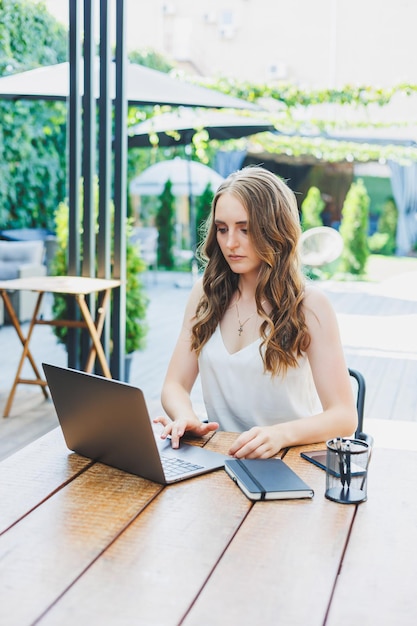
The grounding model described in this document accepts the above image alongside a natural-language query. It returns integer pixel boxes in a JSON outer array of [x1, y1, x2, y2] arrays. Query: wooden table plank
[[326, 447, 417, 626], [0, 461, 162, 626], [183, 446, 354, 626], [0, 428, 90, 534], [4, 424, 411, 625], [36, 468, 250, 626]]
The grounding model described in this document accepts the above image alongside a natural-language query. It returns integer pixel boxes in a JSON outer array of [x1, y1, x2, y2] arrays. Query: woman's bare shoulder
[[302, 283, 336, 325], [303, 282, 331, 305], [188, 277, 204, 305], [181, 278, 205, 327]]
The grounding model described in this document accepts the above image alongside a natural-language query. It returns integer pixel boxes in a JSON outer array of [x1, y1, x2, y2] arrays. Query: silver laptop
[[42, 363, 228, 484]]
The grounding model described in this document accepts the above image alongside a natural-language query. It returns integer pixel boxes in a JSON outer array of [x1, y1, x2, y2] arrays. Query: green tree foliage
[[0, 99, 67, 229], [301, 186, 324, 230], [0, 0, 68, 230], [368, 197, 398, 255], [339, 179, 370, 275], [128, 48, 174, 73], [155, 180, 175, 269], [0, 0, 67, 74]]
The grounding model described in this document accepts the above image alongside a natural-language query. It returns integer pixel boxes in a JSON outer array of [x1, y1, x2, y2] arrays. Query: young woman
[[154, 166, 357, 459]]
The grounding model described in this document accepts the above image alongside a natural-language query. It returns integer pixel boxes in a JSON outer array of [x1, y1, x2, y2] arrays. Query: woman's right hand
[[153, 415, 219, 449]]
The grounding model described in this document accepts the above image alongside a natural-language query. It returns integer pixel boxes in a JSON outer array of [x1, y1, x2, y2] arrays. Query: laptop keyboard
[[161, 455, 204, 478]]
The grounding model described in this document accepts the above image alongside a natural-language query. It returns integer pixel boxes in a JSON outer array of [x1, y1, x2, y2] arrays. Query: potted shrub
[[339, 179, 370, 276], [301, 186, 324, 230], [155, 180, 175, 269]]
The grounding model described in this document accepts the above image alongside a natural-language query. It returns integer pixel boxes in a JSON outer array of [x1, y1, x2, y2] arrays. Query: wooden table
[[0, 276, 121, 417], [0, 420, 416, 626]]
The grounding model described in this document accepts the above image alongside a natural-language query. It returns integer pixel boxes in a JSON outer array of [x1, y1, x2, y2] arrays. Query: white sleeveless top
[[198, 325, 322, 432]]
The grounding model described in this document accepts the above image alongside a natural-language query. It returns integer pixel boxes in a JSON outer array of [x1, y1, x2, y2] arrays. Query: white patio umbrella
[[0, 60, 258, 110], [128, 108, 275, 147], [129, 158, 224, 197], [130, 158, 224, 262]]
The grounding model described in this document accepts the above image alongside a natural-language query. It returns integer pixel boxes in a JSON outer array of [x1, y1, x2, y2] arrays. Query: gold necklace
[[235, 302, 257, 336]]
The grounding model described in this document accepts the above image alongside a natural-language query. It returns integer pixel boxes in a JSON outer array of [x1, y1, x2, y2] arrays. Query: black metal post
[[68, 0, 82, 369], [98, 0, 112, 359], [111, 0, 127, 380], [82, 0, 96, 278], [81, 0, 97, 364]]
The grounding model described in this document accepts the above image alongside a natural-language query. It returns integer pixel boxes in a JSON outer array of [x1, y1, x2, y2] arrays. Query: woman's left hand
[[228, 425, 284, 459]]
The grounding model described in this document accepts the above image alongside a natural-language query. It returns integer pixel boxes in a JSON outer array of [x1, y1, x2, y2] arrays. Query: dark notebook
[[225, 458, 314, 501]]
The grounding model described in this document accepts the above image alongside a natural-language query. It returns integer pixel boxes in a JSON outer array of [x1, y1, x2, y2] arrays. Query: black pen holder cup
[[325, 438, 369, 504]]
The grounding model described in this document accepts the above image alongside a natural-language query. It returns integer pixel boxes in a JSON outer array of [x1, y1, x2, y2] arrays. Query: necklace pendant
[[238, 325, 243, 336]]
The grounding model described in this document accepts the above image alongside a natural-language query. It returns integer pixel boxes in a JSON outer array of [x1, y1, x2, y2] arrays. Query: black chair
[[349, 368, 373, 446]]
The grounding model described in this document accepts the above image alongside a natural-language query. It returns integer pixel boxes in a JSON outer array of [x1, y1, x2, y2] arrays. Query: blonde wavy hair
[[191, 165, 310, 375]]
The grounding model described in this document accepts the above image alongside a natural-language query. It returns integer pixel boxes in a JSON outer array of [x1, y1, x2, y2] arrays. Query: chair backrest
[[300, 226, 343, 267], [349, 368, 373, 445], [0, 240, 45, 279]]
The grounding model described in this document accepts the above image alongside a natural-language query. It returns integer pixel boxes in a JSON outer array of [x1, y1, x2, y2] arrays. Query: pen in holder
[[325, 438, 369, 504]]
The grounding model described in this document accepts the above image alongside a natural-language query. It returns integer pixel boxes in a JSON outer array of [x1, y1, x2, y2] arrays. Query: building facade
[[42, 0, 416, 88]]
